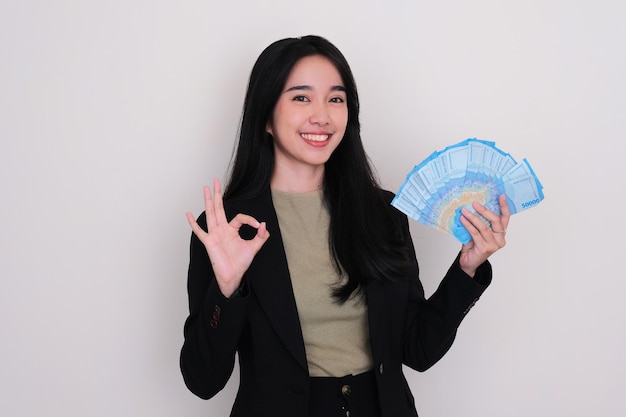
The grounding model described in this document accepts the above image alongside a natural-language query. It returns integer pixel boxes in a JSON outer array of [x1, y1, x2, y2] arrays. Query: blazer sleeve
[[179, 212, 249, 399], [399, 211, 492, 372]]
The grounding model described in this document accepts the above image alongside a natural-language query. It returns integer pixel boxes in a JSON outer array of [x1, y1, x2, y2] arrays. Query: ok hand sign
[[186, 179, 270, 298]]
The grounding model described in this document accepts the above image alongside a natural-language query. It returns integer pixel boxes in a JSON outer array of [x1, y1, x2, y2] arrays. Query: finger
[[461, 208, 506, 253], [459, 210, 486, 245], [203, 185, 217, 230], [212, 178, 227, 226], [499, 194, 511, 229], [252, 221, 270, 247], [462, 207, 492, 236], [460, 213, 503, 259], [229, 215, 270, 252], [471, 200, 506, 234], [463, 204, 507, 249], [229, 213, 261, 230], [471, 201, 500, 226], [186, 212, 207, 238]]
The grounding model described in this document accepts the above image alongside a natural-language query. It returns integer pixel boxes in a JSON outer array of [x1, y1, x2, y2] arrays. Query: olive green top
[[272, 189, 374, 377]]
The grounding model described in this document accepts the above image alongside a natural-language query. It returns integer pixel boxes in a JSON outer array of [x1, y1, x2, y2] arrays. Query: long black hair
[[224, 35, 411, 301]]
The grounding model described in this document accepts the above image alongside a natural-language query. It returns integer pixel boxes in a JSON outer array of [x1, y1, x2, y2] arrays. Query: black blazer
[[180, 189, 491, 417]]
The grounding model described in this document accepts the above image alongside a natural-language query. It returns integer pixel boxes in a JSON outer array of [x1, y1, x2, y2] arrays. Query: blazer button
[[463, 298, 480, 315], [210, 305, 221, 328], [378, 363, 384, 375], [341, 384, 351, 396]]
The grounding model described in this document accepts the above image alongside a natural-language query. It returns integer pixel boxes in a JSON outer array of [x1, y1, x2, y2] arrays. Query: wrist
[[460, 266, 476, 279], [217, 281, 240, 298]]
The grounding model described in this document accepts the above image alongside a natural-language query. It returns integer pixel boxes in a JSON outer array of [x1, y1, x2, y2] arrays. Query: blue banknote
[[391, 138, 544, 244]]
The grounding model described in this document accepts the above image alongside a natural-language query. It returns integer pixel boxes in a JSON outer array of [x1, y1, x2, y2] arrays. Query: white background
[[1, 1, 625, 416]]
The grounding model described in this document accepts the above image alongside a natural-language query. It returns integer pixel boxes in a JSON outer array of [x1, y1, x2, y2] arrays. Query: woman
[[180, 35, 509, 417]]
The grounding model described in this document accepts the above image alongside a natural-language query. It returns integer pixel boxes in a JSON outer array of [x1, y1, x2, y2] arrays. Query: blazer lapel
[[366, 280, 385, 346], [232, 190, 309, 372]]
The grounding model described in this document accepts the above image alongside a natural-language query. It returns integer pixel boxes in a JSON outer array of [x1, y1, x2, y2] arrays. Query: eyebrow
[[284, 85, 346, 93]]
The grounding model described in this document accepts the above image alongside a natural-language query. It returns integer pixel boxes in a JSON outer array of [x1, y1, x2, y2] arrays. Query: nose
[[309, 102, 330, 126]]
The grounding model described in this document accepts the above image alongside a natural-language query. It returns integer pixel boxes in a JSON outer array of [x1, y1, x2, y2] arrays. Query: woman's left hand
[[458, 194, 511, 277]]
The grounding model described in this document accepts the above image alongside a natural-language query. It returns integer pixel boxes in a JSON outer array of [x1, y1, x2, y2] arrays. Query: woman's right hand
[[186, 179, 270, 298]]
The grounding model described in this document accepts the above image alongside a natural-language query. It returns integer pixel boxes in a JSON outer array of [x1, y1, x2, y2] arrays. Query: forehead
[[284, 55, 344, 87]]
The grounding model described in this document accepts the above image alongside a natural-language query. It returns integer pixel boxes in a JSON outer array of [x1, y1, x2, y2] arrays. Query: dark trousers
[[309, 371, 381, 417]]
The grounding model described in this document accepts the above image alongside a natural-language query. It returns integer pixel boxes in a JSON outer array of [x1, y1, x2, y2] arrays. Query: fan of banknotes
[[391, 138, 544, 244]]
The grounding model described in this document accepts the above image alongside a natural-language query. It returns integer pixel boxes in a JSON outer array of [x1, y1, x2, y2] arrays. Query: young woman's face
[[267, 55, 348, 177]]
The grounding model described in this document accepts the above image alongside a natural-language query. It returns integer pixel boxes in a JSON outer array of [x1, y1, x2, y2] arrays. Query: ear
[[265, 122, 273, 136]]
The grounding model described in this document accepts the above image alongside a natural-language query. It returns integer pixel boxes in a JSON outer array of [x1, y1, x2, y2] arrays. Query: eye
[[292, 95, 309, 102], [329, 97, 345, 103]]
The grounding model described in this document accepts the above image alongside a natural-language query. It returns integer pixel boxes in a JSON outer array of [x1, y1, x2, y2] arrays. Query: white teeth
[[301, 133, 330, 142]]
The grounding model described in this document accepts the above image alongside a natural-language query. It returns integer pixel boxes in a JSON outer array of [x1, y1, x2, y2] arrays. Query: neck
[[270, 164, 324, 193]]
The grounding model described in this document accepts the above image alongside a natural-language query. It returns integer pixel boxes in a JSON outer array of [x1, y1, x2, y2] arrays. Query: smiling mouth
[[301, 133, 331, 142]]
